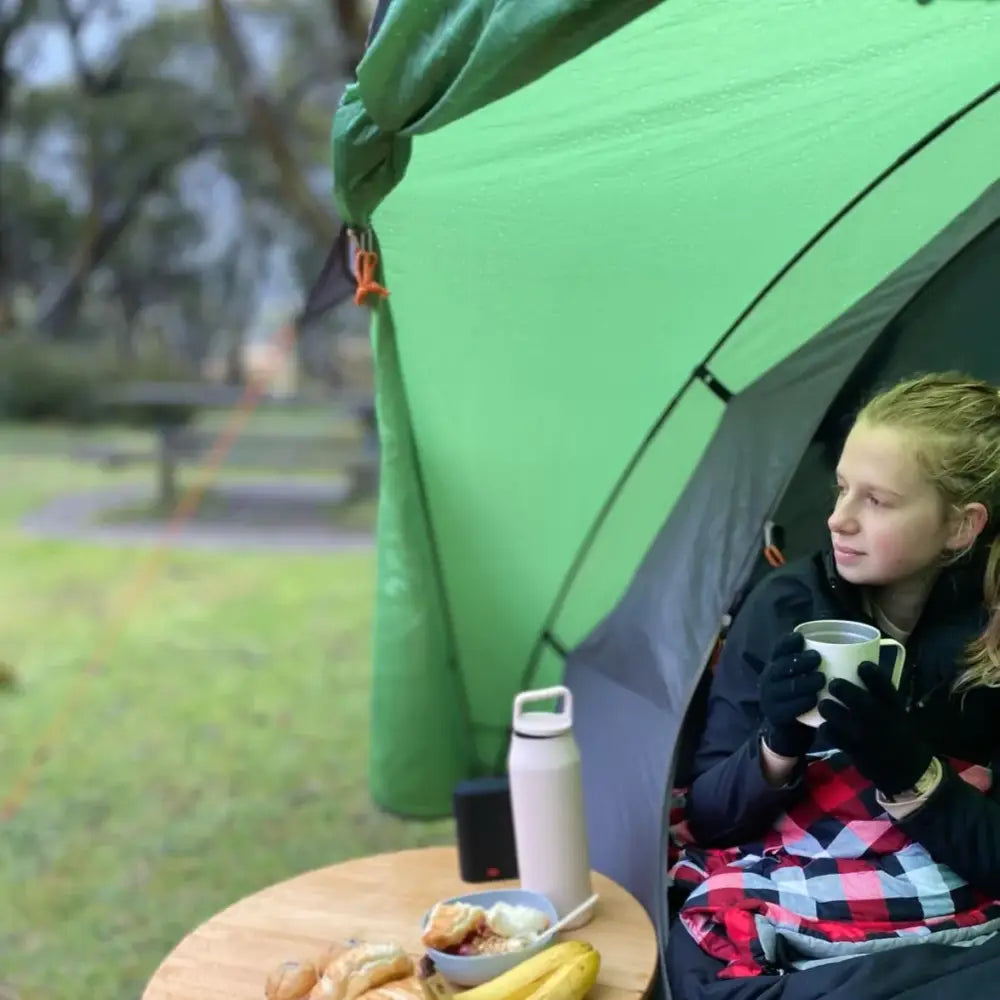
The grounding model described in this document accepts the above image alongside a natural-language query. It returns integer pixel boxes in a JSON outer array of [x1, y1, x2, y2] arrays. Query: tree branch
[[53, 0, 127, 95], [0, 0, 39, 49], [277, 67, 332, 117], [0, 0, 40, 123], [0, 0, 43, 326], [206, 0, 338, 246], [330, 0, 368, 73], [38, 131, 243, 335]]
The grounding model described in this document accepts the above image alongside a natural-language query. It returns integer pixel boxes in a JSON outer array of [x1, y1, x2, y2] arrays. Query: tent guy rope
[[0, 322, 298, 822]]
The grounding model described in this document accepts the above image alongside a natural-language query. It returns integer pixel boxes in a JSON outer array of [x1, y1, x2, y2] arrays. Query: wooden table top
[[142, 845, 659, 1000]]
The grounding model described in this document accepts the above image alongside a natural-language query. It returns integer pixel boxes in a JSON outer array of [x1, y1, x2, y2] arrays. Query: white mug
[[793, 619, 906, 728]]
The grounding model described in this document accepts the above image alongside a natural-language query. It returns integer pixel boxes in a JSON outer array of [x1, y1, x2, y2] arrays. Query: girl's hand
[[758, 632, 824, 758], [819, 663, 934, 797]]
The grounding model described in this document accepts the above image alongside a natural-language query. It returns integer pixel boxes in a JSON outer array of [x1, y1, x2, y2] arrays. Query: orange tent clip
[[351, 228, 389, 307], [763, 544, 786, 568], [763, 521, 786, 567]]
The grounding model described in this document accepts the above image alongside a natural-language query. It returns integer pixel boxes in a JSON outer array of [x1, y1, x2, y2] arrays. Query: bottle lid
[[513, 712, 572, 738], [512, 686, 574, 738]]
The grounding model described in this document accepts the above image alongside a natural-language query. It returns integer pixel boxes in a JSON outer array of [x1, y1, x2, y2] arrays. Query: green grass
[[0, 425, 452, 1000], [198, 404, 361, 438]]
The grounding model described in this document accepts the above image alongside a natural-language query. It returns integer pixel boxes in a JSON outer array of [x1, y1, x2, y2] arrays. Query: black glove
[[758, 632, 824, 758], [818, 662, 934, 797]]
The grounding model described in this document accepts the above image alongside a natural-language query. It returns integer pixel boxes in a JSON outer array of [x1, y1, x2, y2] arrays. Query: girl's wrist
[[760, 737, 799, 787], [884, 757, 943, 803]]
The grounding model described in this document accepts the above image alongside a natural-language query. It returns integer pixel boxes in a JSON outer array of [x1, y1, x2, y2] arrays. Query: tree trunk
[[0, 0, 40, 330], [225, 329, 245, 385], [331, 0, 369, 71], [207, 0, 339, 246]]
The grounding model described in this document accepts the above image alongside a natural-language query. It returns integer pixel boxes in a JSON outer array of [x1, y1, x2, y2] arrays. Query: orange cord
[[353, 247, 389, 306], [764, 544, 786, 568], [1, 322, 296, 822], [709, 635, 724, 674]]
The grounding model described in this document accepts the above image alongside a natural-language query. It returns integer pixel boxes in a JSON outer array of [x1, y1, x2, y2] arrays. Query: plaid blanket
[[668, 752, 1000, 979]]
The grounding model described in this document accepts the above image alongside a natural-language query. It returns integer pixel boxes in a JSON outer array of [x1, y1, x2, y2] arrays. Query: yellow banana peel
[[457, 941, 595, 1000], [523, 947, 600, 1000]]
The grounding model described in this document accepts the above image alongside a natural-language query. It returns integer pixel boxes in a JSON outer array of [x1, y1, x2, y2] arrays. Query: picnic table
[[81, 382, 378, 509], [141, 845, 658, 1000]]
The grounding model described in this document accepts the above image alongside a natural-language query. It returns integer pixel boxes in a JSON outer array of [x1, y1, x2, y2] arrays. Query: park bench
[[77, 382, 378, 508]]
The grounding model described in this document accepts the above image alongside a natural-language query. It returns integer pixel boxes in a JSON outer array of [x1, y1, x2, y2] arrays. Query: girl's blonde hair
[[857, 372, 1000, 691]]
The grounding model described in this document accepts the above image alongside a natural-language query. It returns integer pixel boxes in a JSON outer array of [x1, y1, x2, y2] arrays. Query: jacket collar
[[818, 542, 989, 628]]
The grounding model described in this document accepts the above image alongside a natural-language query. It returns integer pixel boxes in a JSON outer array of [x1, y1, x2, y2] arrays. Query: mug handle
[[878, 638, 906, 691]]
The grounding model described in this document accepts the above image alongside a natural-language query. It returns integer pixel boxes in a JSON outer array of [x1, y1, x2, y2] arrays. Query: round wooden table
[[142, 845, 659, 1000]]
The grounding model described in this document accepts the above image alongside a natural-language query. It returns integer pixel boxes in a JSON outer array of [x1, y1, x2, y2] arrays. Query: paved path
[[20, 481, 374, 553]]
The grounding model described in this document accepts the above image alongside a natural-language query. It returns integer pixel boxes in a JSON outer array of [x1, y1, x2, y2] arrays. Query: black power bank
[[452, 775, 519, 882]]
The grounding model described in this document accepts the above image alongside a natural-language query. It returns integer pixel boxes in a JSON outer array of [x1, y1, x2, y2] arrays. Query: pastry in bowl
[[419, 889, 559, 987], [422, 899, 550, 956], [422, 900, 486, 951], [455, 902, 552, 956]]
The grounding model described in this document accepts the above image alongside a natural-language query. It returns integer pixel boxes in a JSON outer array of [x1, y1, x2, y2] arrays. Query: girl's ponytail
[[956, 534, 1000, 691]]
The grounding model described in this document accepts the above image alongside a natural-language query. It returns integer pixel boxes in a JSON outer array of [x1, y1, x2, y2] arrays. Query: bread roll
[[421, 902, 485, 950], [362, 976, 424, 1000], [317, 942, 352, 972], [311, 942, 414, 1000], [266, 959, 319, 1000]]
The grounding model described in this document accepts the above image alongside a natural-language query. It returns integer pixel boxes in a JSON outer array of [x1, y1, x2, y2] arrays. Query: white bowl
[[421, 888, 559, 986]]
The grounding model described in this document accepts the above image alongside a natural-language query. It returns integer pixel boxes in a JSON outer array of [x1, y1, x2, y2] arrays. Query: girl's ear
[[947, 502, 989, 552]]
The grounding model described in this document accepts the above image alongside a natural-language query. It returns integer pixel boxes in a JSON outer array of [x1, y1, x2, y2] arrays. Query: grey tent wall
[[762, 215, 1000, 572], [563, 180, 1000, 926]]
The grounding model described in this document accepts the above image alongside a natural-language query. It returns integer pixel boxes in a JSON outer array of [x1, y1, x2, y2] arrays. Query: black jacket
[[686, 544, 1000, 898]]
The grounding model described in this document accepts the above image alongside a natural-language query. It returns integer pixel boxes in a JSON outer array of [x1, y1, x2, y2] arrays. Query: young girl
[[667, 372, 1000, 997]]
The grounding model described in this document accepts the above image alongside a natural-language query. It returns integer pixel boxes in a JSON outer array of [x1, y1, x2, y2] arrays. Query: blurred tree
[[0, 0, 41, 330], [0, 0, 38, 124], [101, 192, 205, 366], [1, 0, 370, 378], [0, 160, 77, 298], [207, 0, 338, 246], [28, 0, 242, 336]]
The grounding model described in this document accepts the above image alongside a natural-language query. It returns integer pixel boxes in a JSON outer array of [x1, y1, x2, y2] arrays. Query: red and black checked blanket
[[668, 752, 1000, 979]]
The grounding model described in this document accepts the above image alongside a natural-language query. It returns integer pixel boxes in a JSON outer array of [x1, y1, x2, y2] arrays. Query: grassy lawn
[[0, 424, 453, 1000]]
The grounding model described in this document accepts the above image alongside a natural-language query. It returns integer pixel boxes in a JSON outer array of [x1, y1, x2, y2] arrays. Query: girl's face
[[828, 422, 970, 588]]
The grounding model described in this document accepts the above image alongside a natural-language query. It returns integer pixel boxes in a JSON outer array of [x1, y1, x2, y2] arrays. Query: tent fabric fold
[[332, 0, 663, 227]]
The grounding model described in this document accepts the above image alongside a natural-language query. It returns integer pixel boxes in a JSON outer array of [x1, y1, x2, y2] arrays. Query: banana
[[523, 948, 600, 1000], [490, 975, 556, 1000], [457, 941, 594, 1000]]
